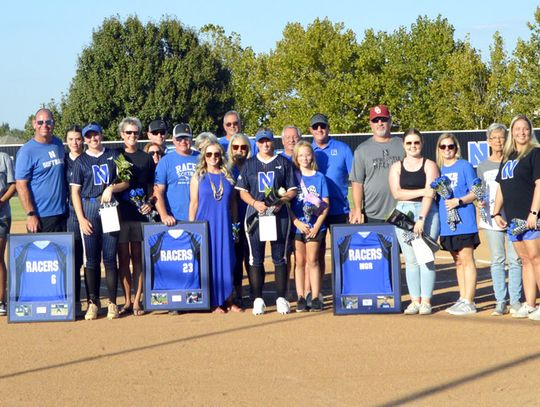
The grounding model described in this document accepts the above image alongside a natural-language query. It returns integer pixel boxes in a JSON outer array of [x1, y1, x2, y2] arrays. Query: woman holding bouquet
[[493, 115, 540, 319], [388, 129, 439, 315], [71, 123, 129, 320], [435, 133, 479, 316], [189, 141, 238, 313], [117, 117, 155, 316], [290, 141, 329, 312], [235, 129, 297, 315]]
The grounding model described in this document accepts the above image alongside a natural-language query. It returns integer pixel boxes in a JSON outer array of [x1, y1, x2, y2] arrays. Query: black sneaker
[[310, 297, 323, 312], [296, 297, 307, 312]]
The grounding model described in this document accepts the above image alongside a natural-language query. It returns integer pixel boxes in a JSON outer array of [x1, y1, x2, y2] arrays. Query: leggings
[[81, 199, 118, 304]]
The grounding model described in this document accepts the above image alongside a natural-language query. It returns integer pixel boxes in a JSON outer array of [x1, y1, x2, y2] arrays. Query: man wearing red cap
[[349, 105, 404, 223]]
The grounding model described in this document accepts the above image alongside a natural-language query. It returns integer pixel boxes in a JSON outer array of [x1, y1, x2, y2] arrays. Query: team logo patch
[[92, 164, 110, 185], [258, 171, 275, 192]]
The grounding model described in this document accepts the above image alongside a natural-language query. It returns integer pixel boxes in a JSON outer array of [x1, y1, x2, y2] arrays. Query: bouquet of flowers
[[128, 188, 155, 222], [471, 178, 488, 223], [508, 218, 540, 236], [263, 185, 286, 215], [430, 176, 461, 231], [232, 222, 241, 242], [113, 154, 133, 183]]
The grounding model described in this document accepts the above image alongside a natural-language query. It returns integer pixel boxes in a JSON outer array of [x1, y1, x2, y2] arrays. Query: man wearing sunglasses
[[147, 119, 174, 154], [218, 110, 257, 156], [15, 108, 66, 233], [154, 123, 199, 226], [350, 105, 404, 224]]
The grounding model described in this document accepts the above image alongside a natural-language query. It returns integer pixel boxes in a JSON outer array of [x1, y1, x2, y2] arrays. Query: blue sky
[[1, 0, 538, 129]]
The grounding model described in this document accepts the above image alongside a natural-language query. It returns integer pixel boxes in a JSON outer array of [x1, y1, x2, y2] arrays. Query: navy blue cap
[[82, 123, 103, 138], [255, 130, 274, 142]]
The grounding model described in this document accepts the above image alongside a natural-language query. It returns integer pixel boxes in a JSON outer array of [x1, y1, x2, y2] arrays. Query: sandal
[[119, 305, 132, 315], [133, 307, 145, 316]]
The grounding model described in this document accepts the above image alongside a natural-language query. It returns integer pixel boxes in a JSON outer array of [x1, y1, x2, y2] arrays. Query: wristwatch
[[26, 211, 36, 216], [418, 216, 425, 221], [531, 210, 538, 216], [458, 199, 464, 206]]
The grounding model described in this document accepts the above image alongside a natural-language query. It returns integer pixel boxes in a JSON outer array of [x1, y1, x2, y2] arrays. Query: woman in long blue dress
[[189, 141, 238, 313]]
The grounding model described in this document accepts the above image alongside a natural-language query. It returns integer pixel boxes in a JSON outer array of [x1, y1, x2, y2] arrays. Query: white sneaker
[[448, 301, 476, 316], [445, 298, 465, 314], [85, 303, 99, 320], [509, 303, 522, 315], [403, 302, 420, 315], [107, 303, 119, 320], [528, 307, 540, 321], [419, 303, 432, 315], [252, 298, 266, 315], [276, 297, 291, 315], [512, 303, 536, 319]]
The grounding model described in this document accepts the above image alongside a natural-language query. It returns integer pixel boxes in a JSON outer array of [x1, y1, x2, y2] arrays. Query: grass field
[[10, 196, 24, 221]]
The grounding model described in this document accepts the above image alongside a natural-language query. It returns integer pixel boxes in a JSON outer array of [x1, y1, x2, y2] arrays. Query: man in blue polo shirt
[[310, 113, 354, 285], [15, 108, 66, 233]]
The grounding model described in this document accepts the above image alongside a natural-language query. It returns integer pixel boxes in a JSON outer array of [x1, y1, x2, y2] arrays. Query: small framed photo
[[331, 224, 401, 315], [8, 233, 75, 323], [143, 222, 210, 311]]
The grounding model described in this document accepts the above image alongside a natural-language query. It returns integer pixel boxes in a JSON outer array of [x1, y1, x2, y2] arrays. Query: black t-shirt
[[496, 147, 540, 220], [116, 149, 156, 222]]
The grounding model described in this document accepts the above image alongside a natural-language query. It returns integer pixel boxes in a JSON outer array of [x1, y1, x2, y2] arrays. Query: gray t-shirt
[[349, 136, 404, 220], [477, 158, 504, 231], [0, 152, 14, 218]]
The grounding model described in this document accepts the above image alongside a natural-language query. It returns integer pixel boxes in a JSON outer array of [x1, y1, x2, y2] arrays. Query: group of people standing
[[1, 106, 540, 320]]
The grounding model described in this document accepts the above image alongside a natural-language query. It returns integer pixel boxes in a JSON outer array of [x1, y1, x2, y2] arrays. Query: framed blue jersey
[[143, 222, 210, 311], [8, 233, 75, 323], [331, 224, 401, 315]]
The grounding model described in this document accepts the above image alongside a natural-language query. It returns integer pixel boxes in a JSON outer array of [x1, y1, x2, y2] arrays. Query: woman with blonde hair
[[493, 115, 540, 319], [435, 133, 479, 315], [189, 141, 239, 313]]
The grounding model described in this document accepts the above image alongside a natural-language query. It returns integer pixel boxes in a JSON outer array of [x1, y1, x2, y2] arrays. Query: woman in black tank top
[[388, 129, 440, 315]]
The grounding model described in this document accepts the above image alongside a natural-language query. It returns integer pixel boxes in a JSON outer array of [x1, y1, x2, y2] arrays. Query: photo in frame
[[8, 233, 75, 323], [331, 224, 401, 315], [143, 222, 210, 311]]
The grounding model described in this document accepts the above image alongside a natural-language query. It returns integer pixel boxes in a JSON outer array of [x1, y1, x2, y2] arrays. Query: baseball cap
[[148, 119, 167, 133], [173, 123, 192, 139], [310, 113, 329, 128], [369, 105, 391, 120], [82, 123, 103, 138], [255, 129, 274, 142]]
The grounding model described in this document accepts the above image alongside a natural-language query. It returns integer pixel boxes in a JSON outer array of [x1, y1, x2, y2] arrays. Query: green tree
[[61, 16, 233, 140]]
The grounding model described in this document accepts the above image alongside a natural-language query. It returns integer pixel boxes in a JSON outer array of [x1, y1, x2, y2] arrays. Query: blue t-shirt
[[438, 159, 478, 236], [155, 151, 198, 221], [312, 137, 353, 216], [292, 171, 329, 233], [15, 136, 66, 217]]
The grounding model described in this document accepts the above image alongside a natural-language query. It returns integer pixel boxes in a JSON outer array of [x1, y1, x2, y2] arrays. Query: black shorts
[[324, 214, 348, 229], [294, 229, 327, 243], [440, 233, 480, 252]]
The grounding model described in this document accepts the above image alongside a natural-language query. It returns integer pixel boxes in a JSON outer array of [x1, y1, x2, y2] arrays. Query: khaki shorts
[[119, 220, 143, 243]]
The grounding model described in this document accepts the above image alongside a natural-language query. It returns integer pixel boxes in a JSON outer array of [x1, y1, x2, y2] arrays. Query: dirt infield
[[1, 223, 540, 406]]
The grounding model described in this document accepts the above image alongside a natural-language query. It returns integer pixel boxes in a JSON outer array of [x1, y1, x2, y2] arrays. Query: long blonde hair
[[292, 140, 318, 171], [503, 115, 539, 161], [194, 141, 235, 184], [435, 133, 461, 168]]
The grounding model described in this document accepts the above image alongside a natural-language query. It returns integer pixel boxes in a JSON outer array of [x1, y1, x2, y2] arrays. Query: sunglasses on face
[[439, 144, 456, 150], [225, 121, 239, 128], [37, 119, 54, 126], [371, 117, 389, 123], [232, 144, 248, 151], [84, 133, 100, 139], [205, 152, 221, 158], [124, 130, 139, 136], [149, 151, 163, 157], [151, 130, 166, 136], [312, 123, 327, 130], [405, 141, 421, 146]]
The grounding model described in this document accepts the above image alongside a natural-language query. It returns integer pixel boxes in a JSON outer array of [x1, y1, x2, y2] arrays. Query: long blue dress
[[196, 172, 235, 307]]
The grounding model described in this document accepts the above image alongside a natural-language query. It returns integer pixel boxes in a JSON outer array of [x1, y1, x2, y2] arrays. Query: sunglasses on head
[[205, 152, 221, 158], [225, 121, 239, 128], [439, 144, 456, 150], [371, 117, 389, 123], [151, 130, 166, 136], [312, 123, 327, 130], [37, 119, 54, 126], [232, 144, 248, 151], [405, 141, 421, 146], [124, 130, 139, 136]]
